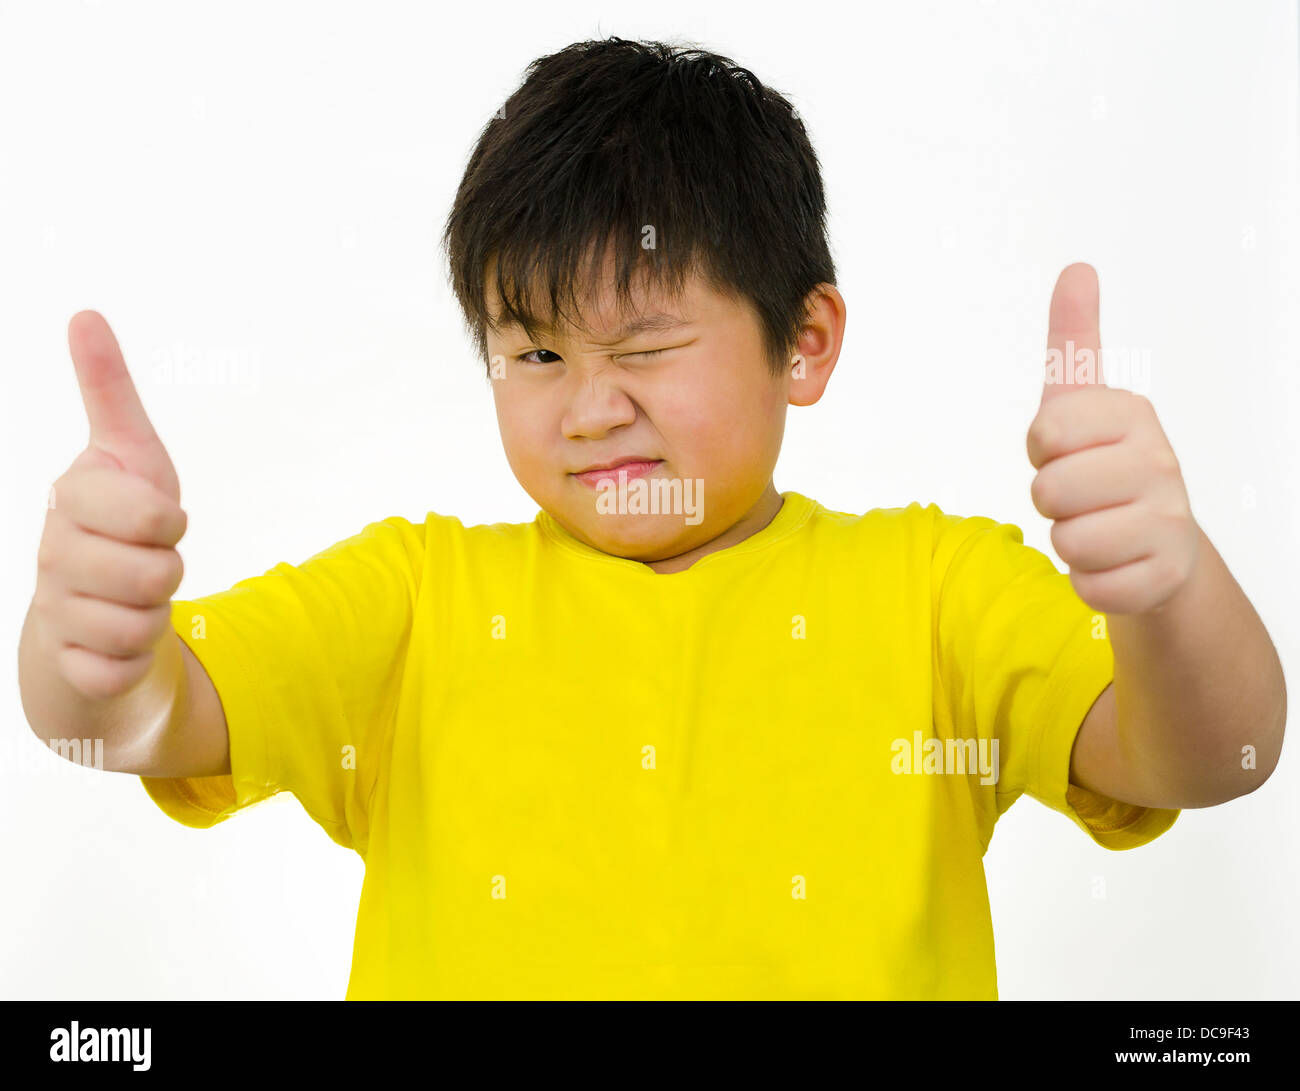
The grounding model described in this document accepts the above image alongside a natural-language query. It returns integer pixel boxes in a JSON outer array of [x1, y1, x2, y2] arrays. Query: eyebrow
[[601, 313, 691, 342], [500, 311, 692, 346]]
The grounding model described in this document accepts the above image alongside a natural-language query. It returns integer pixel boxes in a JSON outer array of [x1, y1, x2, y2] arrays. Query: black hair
[[439, 36, 837, 379]]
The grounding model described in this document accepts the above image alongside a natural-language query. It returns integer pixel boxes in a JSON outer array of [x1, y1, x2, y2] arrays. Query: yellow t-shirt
[[141, 491, 1178, 999]]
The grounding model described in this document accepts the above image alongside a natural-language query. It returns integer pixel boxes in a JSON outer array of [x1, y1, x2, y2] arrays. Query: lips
[[571, 458, 663, 488], [573, 456, 661, 475]]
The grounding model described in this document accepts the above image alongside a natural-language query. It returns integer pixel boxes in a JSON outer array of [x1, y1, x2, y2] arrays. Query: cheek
[[493, 381, 532, 426], [661, 383, 772, 466], [652, 386, 718, 456], [493, 390, 545, 464]]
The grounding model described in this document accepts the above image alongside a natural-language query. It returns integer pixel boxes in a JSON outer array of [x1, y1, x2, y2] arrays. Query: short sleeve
[[139, 515, 425, 856], [929, 506, 1179, 851]]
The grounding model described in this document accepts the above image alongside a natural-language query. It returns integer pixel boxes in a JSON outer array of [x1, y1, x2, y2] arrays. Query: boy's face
[[484, 258, 841, 572]]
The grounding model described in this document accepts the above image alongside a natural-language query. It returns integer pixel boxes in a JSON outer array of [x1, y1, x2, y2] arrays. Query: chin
[[580, 512, 700, 558]]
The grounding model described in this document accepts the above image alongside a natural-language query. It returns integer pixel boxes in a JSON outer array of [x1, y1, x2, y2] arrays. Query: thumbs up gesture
[[33, 312, 188, 699], [1026, 264, 1199, 615]]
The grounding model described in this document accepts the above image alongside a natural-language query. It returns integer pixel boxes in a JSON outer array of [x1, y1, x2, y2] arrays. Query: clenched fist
[[33, 312, 188, 699]]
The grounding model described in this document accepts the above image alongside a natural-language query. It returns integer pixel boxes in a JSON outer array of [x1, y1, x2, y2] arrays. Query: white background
[[1, 0, 1296, 1000]]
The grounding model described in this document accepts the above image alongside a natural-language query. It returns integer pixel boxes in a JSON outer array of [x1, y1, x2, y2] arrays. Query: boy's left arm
[[1025, 263, 1286, 810]]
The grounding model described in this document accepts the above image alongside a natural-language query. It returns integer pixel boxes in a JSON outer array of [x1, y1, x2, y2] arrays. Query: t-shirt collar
[[536, 490, 816, 577]]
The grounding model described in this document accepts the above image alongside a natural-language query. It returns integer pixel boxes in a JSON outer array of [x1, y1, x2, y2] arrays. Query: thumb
[[1042, 262, 1106, 404], [67, 310, 180, 502]]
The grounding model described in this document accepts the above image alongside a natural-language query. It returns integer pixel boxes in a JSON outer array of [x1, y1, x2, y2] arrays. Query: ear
[[787, 283, 846, 407]]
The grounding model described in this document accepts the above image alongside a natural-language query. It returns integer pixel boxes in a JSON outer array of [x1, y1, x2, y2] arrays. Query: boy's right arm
[[17, 310, 230, 778]]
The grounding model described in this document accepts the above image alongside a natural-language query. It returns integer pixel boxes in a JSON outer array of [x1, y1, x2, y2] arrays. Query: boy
[[19, 37, 1285, 1000]]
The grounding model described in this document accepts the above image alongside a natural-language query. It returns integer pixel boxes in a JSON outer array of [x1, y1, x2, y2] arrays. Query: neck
[[642, 481, 784, 575]]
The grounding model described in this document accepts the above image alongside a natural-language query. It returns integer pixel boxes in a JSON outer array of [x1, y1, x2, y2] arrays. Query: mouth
[[570, 458, 664, 488]]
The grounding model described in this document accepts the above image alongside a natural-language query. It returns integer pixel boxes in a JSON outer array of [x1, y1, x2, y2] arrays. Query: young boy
[[20, 37, 1285, 1000]]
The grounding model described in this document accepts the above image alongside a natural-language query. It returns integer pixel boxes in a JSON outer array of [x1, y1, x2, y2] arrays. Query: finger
[[1026, 386, 1129, 468], [68, 310, 160, 449], [67, 311, 181, 501], [56, 642, 156, 701], [1029, 444, 1143, 520], [1049, 504, 1153, 572], [51, 466, 188, 546], [1042, 262, 1106, 403], [52, 595, 173, 659], [1068, 555, 1172, 616], [48, 524, 183, 607]]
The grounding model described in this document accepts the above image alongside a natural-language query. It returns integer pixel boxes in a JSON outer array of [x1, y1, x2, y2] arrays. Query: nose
[[561, 369, 639, 440]]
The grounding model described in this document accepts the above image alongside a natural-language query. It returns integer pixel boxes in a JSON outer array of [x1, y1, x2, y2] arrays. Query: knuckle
[[1129, 392, 1156, 421], [54, 472, 96, 523], [168, 550, 184, 593], [139, 551, 182, 602], [56, 646, 107, 700], [1030, 471, 1056, 513], [116, 608, 159, 655], [36, 535, 60, 576], [1049, 518, 1072, 557], [1027, 415, 1054, 455], [1038, 425, 1062, 463], [133, 501, 167, 542], [30, 582, 58, 622], [1152, 445, 1181, 478], [67, 647, 151, 700], [135, 559, 170, 603]]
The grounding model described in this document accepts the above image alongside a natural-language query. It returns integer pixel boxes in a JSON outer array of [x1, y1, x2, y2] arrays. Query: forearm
[[1107, 523, 1286, 807], [18, 600, 188, 773]]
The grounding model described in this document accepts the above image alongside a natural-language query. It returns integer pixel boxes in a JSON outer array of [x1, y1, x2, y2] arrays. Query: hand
[[33, 312, 188, 699], [1026, 263, 1200, 615]]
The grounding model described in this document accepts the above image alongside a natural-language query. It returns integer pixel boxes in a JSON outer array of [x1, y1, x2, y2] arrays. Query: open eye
[[512, 346, 674, 367], [515, 349, 562, 365]]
